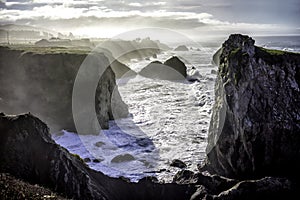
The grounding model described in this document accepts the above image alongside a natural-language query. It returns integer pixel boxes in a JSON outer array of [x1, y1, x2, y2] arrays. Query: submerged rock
[[206, 34, 300, 179], [0, 46, 128, 132], [139, 57, 187, 80], [111, 154, 135, 163]]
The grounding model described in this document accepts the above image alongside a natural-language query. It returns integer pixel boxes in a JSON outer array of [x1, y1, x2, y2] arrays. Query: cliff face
[[0, 113, 196, 200], [206, 34, 300, 179], [0, 46, 128, 132]]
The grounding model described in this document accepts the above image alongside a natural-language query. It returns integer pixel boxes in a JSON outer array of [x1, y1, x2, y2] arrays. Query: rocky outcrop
[[0, 113, 197, 200], [0, 173, 67, 200], [206, 34, 300, 180], [139, 56, 187, 80], [174, 45, 189, 51], [0, 46, 128, 132]]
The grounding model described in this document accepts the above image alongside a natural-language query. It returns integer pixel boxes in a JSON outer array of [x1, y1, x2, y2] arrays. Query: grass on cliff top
[[257, 47, 286, 55], [1, 44, 91, 55], [257, 46, 300, 56]]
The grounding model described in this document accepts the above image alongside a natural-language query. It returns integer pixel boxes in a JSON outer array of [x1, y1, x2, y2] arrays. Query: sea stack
[[139, 56, 187, 80], [206, 34, 300, 179]]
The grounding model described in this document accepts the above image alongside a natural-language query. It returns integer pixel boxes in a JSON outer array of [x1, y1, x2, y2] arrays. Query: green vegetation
[[257, 47, 286, 56], [71, 153, 85, 164], [229, 47, 241, 58]]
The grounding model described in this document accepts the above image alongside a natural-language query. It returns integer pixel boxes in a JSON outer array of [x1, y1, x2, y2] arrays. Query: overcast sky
[[0, 0, 299, 38]]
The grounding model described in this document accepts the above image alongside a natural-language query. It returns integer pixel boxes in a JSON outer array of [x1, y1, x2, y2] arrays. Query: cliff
[[206, 34, 300, 180], [0, 46, 128, 132]]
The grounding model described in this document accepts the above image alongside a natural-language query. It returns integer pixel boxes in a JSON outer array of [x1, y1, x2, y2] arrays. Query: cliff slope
[[206, 34, 300, 179]]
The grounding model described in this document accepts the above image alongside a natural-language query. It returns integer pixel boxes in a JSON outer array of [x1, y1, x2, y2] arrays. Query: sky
[[0, 0, 299, 39]]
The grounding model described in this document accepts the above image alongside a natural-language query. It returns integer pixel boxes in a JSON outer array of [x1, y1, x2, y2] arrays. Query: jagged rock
[[170, 159, 187, 169], [0, 46, 128, 132], [174, 45, 189, 51], [206, 34, 300, 179], [173, 170, 195, 184], [139, 57, 187, 80], [0, 173, 67, 200], [209, 177, 293, 200], [0, 113, 196, 200]]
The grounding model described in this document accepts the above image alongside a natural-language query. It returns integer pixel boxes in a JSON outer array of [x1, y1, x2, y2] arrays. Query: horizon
[[0, 0, 299, 39]]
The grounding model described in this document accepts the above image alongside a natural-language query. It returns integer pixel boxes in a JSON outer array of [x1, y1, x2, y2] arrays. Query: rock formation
[[0, 46, 128, 132], [0, 113, 197, 200], [139, 56, 187, 80], [206, 34, 300, 180], [174, 45, 189, 51]]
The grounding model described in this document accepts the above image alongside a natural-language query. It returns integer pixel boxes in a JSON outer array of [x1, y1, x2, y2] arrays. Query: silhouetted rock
[[164, 56, 187, 78], [174, 45, 189, 51], [139, 57, 187, 80], [170, 159, 187, 169], [206, 34, 300, 180]]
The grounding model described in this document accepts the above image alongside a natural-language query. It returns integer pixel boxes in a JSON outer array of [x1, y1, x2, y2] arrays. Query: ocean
[[52, 35, 300, 182]]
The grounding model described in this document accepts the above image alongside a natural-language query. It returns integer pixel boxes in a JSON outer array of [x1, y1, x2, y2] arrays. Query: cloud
[[0, 0, 298, 37]]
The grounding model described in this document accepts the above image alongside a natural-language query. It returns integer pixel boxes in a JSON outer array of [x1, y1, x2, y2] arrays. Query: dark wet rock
[[173, 170, 195, 184], [0, 113, 197, 200], [111, 154, 135, 163], [210, 69, 217, 74], [92, 158, 102, 163], [83, 158, 91, 163], [209, 177, 293, 200], [139, 57, 187, 80], [174, 45, 189, 51], [139, 176, 159, 183], [170, 159, 187, 169], [0, 46, 128, 133], [206, 34, 300, 179]]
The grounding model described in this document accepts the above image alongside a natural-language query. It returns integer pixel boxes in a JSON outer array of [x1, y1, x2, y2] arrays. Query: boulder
[[206, 34, 300, 179], [174, 45, 189, 51], [170, 159, 187, 169]]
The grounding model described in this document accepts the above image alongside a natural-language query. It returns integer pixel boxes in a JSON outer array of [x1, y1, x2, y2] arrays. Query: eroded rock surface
[[206, 34, 300, 179]]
